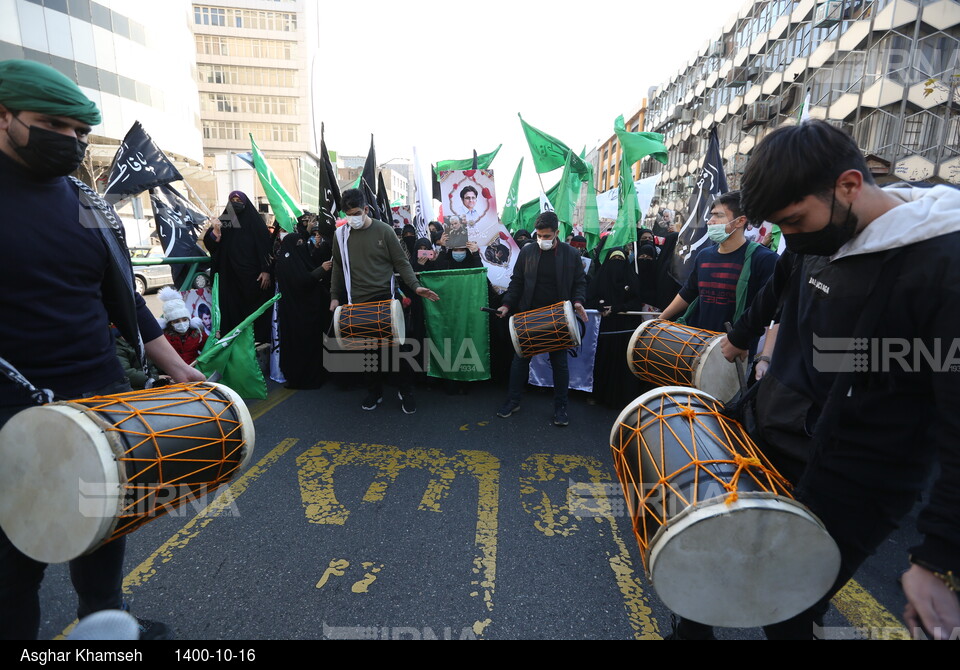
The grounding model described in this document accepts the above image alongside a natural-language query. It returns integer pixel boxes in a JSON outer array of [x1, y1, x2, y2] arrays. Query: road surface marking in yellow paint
[[297, 442, 500, 624], [520, 454, 660, 640], [832, 580, 909, 639], [316, 559, 350, 589], [352, 563, 384, 593]]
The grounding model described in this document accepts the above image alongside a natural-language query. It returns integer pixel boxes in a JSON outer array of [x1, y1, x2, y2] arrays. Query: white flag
[[412, 146, 434, 239]]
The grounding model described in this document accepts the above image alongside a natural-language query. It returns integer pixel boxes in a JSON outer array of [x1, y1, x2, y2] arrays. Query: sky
[[311, 0, 748, 203]]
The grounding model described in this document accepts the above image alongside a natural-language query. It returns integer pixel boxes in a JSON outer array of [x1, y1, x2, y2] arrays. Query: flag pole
[[180, 179, 215, 218]]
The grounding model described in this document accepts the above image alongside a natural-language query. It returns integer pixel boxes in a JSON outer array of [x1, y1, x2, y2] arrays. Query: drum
[[609, 386, 840, 627], [0, 382, 254, 564], [627, 319, 740, 402], [509, 301, 582, 358], [333, 299, 405, 350]]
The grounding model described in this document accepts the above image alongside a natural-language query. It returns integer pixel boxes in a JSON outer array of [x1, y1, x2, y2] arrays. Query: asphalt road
[[32, 371, 924, 641]]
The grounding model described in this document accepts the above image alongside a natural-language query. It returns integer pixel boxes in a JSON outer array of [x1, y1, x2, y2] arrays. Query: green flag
[[551, 152, 580, 241], [250, 134, 303, 233], [501, 158, 524, 232], [613, 115, 669, 166], [196, 289, 281, 399], [518, 179, 562, 232], [435, 145, 502, 173], [583, 164, 601, 252], [418, 267, 491, 381], [518, 114, 589, 175], [602, 152, 640, 261]]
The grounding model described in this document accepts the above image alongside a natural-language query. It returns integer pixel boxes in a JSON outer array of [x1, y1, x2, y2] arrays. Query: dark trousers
[[0, 377, 131, 639], [507, 350, 570, 405]]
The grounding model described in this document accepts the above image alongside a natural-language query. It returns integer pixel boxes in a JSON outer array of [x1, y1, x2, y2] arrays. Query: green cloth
[[602, 152, 639, 261], [250, 134, 303, 233], [583, 164, 600, 252], [435, 145, 502, 173], [419, 268, 491, 381], [0, 59, 100, 125], [551, 152, 580, 241], [501, 157, 523, 232], [613, 114, 668, 166], [517, 179, 562, 232], [196, 277, 280, 399], [518, 114, 589, 175]]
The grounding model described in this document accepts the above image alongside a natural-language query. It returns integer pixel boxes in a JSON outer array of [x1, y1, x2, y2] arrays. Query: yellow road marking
[[520, 454, 660, 639], [832, 580, 910, 639], [297, 442, 500, 634]]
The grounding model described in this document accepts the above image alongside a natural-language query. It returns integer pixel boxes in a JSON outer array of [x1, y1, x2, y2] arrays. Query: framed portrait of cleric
[[437, 169, 499, 249]]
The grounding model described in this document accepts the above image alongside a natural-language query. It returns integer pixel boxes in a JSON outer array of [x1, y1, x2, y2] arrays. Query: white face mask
[[172, 321, 190, 334], [347, 214, 365, 230], [538, 237, 555, 251], [707, 223, 732, 244]]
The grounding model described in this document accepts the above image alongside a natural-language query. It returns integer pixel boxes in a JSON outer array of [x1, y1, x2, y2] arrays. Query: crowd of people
[[0, 57, 955, 641]]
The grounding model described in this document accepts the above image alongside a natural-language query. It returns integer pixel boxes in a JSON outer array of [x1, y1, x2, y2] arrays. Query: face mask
[[706, 223, 732, 244], [452, 251, 467, 262], [11, 117, 87, 178], [538, 238, 554, 251], [783, 197, 858, 257], [347, 214, 365, 230], [172, 321, 190, 334], [430, 231, 442, 244], [231, 202, 245, 213]]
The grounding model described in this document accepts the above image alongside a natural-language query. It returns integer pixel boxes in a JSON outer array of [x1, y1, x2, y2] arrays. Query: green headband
[[0, 59, 101, 126]]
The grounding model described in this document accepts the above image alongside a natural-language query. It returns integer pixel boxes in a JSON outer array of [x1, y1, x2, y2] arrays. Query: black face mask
[[430, 231, 441, 244], [783, 194, 858, 256], [11, 116, 87, 178], [231, 202, 246, 213]]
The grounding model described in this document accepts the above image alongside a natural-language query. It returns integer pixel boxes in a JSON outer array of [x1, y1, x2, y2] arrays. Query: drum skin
[[609, 386, 840, 627], [0, 382, 254, 564], [626, 319, 740, 402], [509, 301, 581, 358]]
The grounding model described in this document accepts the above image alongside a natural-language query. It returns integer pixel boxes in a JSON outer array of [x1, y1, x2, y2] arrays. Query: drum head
[[562, 301, 582, 348], [693, 337, 741, 403], [207, 382, 256, 471], [508, 315, 522, 358], [0, 405, 124, 563], [390, 299, 406, 346], [332, 305, 345, 349], [648, 494, 841, 628]]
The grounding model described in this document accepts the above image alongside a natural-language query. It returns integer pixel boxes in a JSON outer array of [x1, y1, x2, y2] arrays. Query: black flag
[[430, 164, 442, 202], [376, 171, 392, 228], [104, 121, 182, 200], [318, 123, 341, 229], [359, 134, 381, 220], [149, 184, 208, 287], [670, 127, 728, 285]]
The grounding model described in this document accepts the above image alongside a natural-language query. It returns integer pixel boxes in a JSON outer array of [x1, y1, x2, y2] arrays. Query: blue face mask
[[452, 251, 467, 262]]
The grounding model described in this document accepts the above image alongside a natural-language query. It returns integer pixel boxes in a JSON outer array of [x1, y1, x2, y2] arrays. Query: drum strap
[[0, 356, 53, 405], [336, 224, 396, 305]]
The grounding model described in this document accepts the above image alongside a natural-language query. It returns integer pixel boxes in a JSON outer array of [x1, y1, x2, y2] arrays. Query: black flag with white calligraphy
[[360, 134, 383, 220], [669, 127, 728, 285], [318, 123, 342, 230], [103, 121, 182, 200], [149, 184, 208, 286]]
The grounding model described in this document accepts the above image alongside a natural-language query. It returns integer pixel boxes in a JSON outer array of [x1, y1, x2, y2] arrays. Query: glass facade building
[[643, 0, 960, 210]]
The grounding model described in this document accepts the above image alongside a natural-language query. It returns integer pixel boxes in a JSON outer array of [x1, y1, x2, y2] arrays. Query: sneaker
[[553, 403, 569, 427], [398, 391, 416, 414], [136, 617, 174, 641], [497, 399, 521, 418], [361, 391, 383, 410]]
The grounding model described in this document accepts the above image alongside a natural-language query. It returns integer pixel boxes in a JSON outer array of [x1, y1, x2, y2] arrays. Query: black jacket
[[502, 241, 587, 315]]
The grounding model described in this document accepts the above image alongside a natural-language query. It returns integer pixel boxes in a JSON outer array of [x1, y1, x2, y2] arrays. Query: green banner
[[250, 134, 303, 233], [435, 145, 502, 173], [419, 268, 491, 381]]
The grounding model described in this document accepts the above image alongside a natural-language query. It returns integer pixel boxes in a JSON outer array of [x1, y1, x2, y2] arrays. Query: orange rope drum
[[509, 301, 582, 358], [627, 319, 741, 402], [609, 386, 840, 627], [0, 382, 254, 563], [333, 299, 405, 351]]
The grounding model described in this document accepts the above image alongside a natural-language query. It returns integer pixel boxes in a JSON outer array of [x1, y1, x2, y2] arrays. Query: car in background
[[129, 246, 175, 295]]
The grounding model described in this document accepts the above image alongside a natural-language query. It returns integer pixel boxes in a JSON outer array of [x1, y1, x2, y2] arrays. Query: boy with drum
[[495, 212, 587, 427]]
